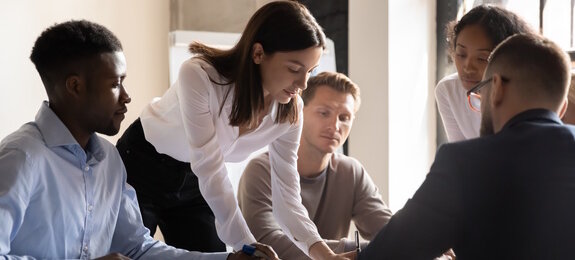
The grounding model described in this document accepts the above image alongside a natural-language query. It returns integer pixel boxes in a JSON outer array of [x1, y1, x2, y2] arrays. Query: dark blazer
[[360, 109, 575, 259]]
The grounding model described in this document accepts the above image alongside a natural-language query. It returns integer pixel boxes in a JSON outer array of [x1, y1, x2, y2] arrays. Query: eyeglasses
[[466, 76, 510, 112], [466, 77, 492, 112]]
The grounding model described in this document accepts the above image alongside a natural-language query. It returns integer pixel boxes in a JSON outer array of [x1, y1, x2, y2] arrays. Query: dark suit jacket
[[360, 109, 575, 259]]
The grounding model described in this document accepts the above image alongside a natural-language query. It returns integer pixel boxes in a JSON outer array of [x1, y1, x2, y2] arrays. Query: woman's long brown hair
[[189, 0, 326, 128]]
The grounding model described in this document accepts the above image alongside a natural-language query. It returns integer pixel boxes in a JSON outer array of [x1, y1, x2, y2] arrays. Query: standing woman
[[435, 5, 535, 142], [117, 1, 350, 259]]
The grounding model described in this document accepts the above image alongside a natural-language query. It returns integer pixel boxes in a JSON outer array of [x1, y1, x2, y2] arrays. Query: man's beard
[[480, 106, 495, 136]]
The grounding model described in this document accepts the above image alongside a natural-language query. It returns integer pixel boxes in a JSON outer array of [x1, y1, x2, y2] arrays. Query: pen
[[242, 244, 268, 259], [355, 230, 361, 253]]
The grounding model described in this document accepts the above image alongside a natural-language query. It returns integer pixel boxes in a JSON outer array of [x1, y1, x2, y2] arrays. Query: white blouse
[[140, 58, 322, 254], [435, 73, 481, 142]]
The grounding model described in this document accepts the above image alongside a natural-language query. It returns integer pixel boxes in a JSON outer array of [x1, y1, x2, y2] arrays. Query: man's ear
[[252, 43, 264, 64], [559, 98, 568, 119], [490, 74, 506, 107], [64, 74, 84, 98]]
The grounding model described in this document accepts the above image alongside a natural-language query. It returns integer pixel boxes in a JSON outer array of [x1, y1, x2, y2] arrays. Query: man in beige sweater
[[237, 71, 392, 259]]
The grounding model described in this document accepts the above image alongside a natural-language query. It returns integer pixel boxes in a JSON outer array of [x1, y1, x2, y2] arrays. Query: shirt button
[[84, 166, 90, 172], [88, 205, 93, 211], [83, 245, 88, 252]]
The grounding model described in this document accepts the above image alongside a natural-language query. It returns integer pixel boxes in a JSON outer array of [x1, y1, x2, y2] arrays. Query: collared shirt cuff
[[231, 234, 257, 252]]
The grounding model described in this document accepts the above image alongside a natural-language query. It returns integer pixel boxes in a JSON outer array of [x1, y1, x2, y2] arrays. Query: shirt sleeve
[[0, 148, 37, 260], [351, 161, 393, 240], [435, 80, 466, 142], [176, 60, 256, 251], [237, 153, 311, 260], [268, 98, 323, 255], [110, 171, 229, 260]]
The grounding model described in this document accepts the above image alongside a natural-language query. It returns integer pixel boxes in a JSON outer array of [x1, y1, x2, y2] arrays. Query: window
[[458, 0, 574, 50]]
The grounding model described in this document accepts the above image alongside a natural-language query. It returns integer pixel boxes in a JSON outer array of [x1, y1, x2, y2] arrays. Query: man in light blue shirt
[[0, 20, 270, 260]]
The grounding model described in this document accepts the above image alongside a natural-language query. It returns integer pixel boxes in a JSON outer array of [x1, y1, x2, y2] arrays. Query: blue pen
[[242, 244, 268, 259]]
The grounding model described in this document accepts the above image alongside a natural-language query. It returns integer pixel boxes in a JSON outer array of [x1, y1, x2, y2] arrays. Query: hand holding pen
[[355, 230, 361, 254]]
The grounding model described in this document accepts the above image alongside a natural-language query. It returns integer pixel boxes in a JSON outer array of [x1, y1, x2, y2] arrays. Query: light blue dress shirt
[[0, 102, 228, 260]]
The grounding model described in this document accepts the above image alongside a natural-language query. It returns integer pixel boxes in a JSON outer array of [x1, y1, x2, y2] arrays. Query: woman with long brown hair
[[117, 1, 352, 259]]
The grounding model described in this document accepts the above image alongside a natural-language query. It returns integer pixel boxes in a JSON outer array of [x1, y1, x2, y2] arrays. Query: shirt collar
[[35, 101, 106, 162], [500, 108, 562, 131], [300, 165, 328, 183], [269, 100, 279, 122]]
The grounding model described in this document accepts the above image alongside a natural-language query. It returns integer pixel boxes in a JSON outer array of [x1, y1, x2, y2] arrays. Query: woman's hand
[[227, 242, 279, 260]]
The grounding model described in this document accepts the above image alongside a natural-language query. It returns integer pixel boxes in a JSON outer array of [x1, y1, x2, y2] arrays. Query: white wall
[[388, 0, 437, 212], [349, 0, 391, 204], [0, 0, 170, 143], [349, 0, 437, 212], [170, 0, 267, 33]]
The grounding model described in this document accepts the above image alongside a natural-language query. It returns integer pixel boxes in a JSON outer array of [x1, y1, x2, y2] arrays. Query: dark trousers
[[116, 118, 225, 252]]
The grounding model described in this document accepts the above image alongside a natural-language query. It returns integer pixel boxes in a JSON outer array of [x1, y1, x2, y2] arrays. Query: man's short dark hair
[[488, 33, 571, 104], [30, 20, 122, 92]]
